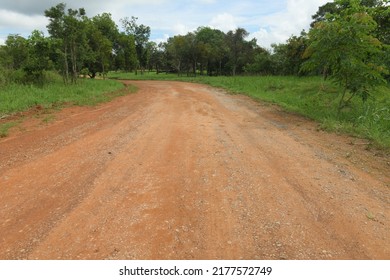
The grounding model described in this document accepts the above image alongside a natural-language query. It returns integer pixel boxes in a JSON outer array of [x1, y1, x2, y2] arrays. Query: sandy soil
[[0, 81, 389, 260]]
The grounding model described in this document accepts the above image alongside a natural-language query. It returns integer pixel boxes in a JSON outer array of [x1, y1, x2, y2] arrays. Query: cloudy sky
[[0, 0, 329, 48]]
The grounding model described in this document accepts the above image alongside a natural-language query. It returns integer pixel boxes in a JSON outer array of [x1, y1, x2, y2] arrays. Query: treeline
[[0, 3, 144, 85], [0, 0, 389, 90]]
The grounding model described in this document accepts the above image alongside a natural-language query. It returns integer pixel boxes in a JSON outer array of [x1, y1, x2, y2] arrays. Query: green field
[[0, 78, 135, 116], [110, 72, 390, 149]]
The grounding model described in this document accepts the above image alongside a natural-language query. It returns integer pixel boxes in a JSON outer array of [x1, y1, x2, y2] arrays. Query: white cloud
[[0, 9, 48, 43], [153, 33, 170, 45], [209, 13, 238, 32], [0, 10, 47, 30], [250, 0, 329, 49], [172, 23, 193, 35]]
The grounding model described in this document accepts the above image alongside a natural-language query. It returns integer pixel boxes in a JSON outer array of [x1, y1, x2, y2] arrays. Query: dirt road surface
[[0, 81, 389, 260]]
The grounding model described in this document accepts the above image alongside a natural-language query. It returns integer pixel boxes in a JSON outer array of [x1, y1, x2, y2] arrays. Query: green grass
[[0, 78, 133, 116], [0, 121, 17, 138], [109, 71, 390, 149]]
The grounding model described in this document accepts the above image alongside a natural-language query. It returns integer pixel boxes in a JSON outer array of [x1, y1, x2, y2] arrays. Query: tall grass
[[110, 71, 390, 149], [0, 78, 128, 116]]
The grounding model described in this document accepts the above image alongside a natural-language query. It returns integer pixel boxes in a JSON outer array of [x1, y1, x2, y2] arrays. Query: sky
[[0, 0, 330, 49]]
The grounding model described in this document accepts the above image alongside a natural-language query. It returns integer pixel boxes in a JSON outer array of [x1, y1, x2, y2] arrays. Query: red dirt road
[[0, 81, 389, 260]]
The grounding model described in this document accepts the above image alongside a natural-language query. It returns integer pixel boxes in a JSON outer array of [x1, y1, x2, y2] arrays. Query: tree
[[145, 41, 162, 72], [24, 30, 51, 85], [113, 32, 138, 72], [4, 34, 29, 70], [302, 0, 388, 110], [311, 0, 384, 27], [310, 0, 390, 81], [269, 32, 309, 76], [270, 43, 290, 75], [370, 1, 390, 80], [244, 48, 274, 75], [285, 32, 309, 75], [183, 32, 201, 76], [165, 35, 187, 75], [121, 16, 151, 74], [44, 3, 69, 82], [195, 27, 227, 76], [91, 13, 120, 74], [83, 14, 117, 78], [225, 28, 256, 76], [0, 35, 29, 85], [45, 3, 87, 83], [64, 7, 87, 83]]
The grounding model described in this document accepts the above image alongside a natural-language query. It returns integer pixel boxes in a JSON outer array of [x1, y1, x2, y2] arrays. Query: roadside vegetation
[[0, 74, 128, 116], [0, 0, 389, 149]]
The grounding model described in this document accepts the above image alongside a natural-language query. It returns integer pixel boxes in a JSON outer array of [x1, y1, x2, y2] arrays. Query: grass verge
[[0, 78, 134, 116], [109, 71, 390, 150]]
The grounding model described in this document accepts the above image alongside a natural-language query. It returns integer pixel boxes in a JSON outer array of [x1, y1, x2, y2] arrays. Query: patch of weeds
[[366, 211, 376, 221], [266, 83, 285, 92], [0, 122, 17, 138], [41, 115, 56, 124]]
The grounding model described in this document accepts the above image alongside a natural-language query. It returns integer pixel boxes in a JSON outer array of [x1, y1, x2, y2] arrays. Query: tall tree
[[3, 35, 28, 70], [24, 30, 51, 85], [183, 32, 201, 76], [302, 0, 388, 110], [225, 28, 255, 76], [121, 16, 151, 74], [196, 27, 227, 76], [45, 3, 87, 83], [113, 32, 138, 72], [44, 3, 69, 82], [165, 35, 187, 75], [83, 14, 118, 78]]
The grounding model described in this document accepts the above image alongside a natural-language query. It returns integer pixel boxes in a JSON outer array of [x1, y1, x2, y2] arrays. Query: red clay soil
[[0, 81, 389, 260]]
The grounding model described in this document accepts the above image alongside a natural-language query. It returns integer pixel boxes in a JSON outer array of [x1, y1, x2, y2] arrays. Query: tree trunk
[[193, 60, 197, 77], [338, 77, 349, 113], [70, 40, 77, 84], [63, 44, 69, 84], [102, 60, 106, 80], [232, 65, 237, 76]]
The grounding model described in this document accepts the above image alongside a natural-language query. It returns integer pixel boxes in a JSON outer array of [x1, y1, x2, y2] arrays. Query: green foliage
[[84, 14, 115, 78], [225, 28, 255, 76], [302, 0, 388, 109], [24, 30, 52, 85], [195, 27, 227, 76], [4, 35, 29, 70], [310, 0, 390, 81], [244, 50, 273, 75], [120, 16, 151, 73]]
